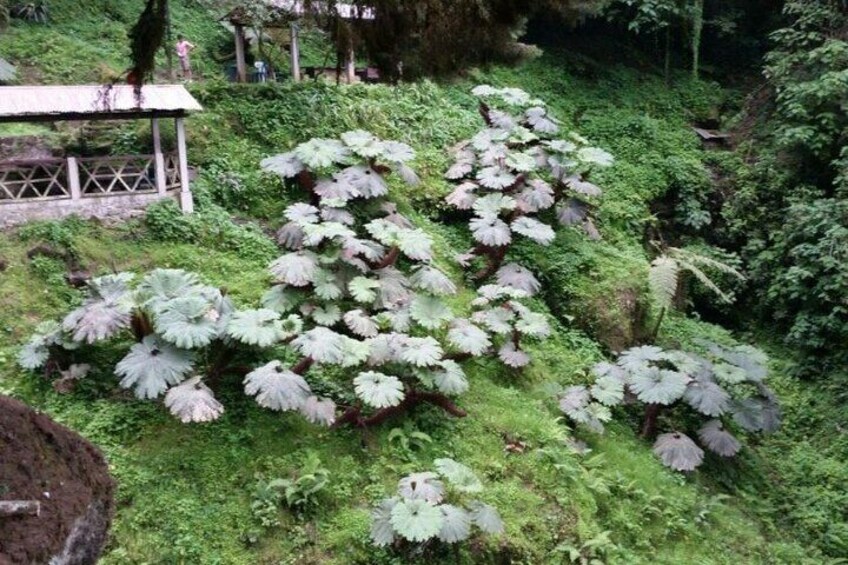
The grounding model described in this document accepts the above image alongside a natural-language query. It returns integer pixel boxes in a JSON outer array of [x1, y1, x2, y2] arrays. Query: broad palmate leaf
[[652, 432, 704, 472], [226, 309, 289, 347], [164, 376, 224, 423], [116, 335, 195, 399], [697, 420, 741, 457], [469, 501, 504, 534], [434, 458, 483, 493], [398, 472, 445, 503], [437, 505, 472, 543], [354, 371, 405, 408], [390, 499, 444, 542], [370, 498, 398, 547], [243, 361, 311, 411]]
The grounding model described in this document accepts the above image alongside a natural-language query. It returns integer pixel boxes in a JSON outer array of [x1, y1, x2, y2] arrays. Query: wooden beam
[[290, 23, 301, 83], [151, 118, 167, 196], [175, 118, 194, 213], [234, 24, 247, 83], [0, 500, 40, 517]]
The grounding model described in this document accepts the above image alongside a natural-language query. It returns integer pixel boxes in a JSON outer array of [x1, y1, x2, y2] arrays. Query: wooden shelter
[[222, 0, 375, 84], [0, 84, 202, 228]]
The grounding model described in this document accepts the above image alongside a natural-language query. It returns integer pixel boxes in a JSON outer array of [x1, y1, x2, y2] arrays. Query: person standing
[[176, 35, 196, 81]]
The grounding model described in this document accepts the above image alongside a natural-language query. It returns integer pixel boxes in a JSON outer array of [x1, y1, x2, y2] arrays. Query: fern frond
[[670, 247, 745, 280], [676, 259, 733, 304], [648, 256, 679, 310]]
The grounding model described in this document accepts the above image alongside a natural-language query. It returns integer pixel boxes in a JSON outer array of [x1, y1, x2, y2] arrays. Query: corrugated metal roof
[[225, 0, 375, 25], [0, 84, 202, 121], [0, 58, 16, 83]]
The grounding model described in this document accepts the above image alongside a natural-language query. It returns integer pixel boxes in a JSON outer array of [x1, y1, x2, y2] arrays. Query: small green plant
[[251, 452, 330, 527], [557, 342, 781, 472], [387, 424, 434, 462], [370, 458, 503, 548]]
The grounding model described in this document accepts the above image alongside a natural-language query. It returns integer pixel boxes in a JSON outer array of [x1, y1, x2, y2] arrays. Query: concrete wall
[[0, 189, 180, 229]]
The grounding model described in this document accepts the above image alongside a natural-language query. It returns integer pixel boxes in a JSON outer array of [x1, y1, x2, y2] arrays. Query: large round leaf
[[243, 361, 311, 411], [354, 371, 405, 409], [116, 335, 195, 399], [652, 432, 704, 472], [164, 376, 224, 423], [697, 420, 741, 457], [390, 499, 444, 543]]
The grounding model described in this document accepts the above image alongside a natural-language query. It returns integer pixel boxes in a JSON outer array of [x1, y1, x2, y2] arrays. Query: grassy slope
[[0, 2, 842, 563]]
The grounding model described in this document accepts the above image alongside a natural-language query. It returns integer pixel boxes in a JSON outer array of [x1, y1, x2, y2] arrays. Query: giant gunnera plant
[[558, 342, 781, 471], [445, 86, 613, 367], [370, 458, 503, 550], [19, 132, 496, 427]]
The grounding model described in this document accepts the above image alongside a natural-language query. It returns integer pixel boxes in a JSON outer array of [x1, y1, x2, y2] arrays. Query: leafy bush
[[558, 342, 781, 471], [253, 130, 497, 427], [369, 458, 503, 548], [145, 200, 277, 263], [444, 85, 611, 365], [17, 268, 300, 422]]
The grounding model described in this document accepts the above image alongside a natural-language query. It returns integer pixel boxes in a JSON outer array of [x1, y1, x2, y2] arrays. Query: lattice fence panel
[[79, 156, 157, 195], [164, 153, 182, 189], [0, 160, 70, 201]]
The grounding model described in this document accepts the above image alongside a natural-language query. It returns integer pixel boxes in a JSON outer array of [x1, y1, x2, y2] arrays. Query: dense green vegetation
[[1, 1, 846, 563]]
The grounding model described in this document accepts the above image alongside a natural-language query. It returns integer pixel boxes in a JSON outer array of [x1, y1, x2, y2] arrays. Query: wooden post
[[234, 23, 247, 83], [67, 157, 81, 201], [175, 118, 194, 213], [290, 22, 301, 82], [346, 44, 356, 84], [0, 501, 40, 517], [151, 118, 167, 196]]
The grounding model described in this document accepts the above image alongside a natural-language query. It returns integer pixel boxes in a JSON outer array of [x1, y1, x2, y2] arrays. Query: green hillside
[[0, 1, 845, 563]]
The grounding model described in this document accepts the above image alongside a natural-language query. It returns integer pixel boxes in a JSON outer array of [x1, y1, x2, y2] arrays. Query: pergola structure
[[0, 84, 202, 228], [222, 0, 375, 84]]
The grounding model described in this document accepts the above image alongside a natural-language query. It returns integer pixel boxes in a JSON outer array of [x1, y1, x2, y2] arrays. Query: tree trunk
[[691, 0, 704, 79], [165, 0, 174, 80], [664, 26, 671, 84]]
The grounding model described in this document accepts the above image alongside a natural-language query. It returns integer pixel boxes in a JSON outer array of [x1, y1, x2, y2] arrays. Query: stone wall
[[0, 189, 180, 229]]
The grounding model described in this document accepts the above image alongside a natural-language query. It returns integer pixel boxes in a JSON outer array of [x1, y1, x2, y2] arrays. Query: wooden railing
[[78, 155, 157, 195], [0, 158, 71, 201], [0, 152, 182, 203]]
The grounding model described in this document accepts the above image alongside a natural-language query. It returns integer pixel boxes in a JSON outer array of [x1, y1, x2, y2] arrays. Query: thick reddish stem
[[333, 390, 467, 429], [130, 312, 153, 342], [371, 246, 401, 270], [641, 404, 662, 439], [292, 357, 315, 375], [479, 102, 493, 127], [473, 246, 507, 281]]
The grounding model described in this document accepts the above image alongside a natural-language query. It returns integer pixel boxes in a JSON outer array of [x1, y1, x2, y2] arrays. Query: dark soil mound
[[0, 396, 115, 565]]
